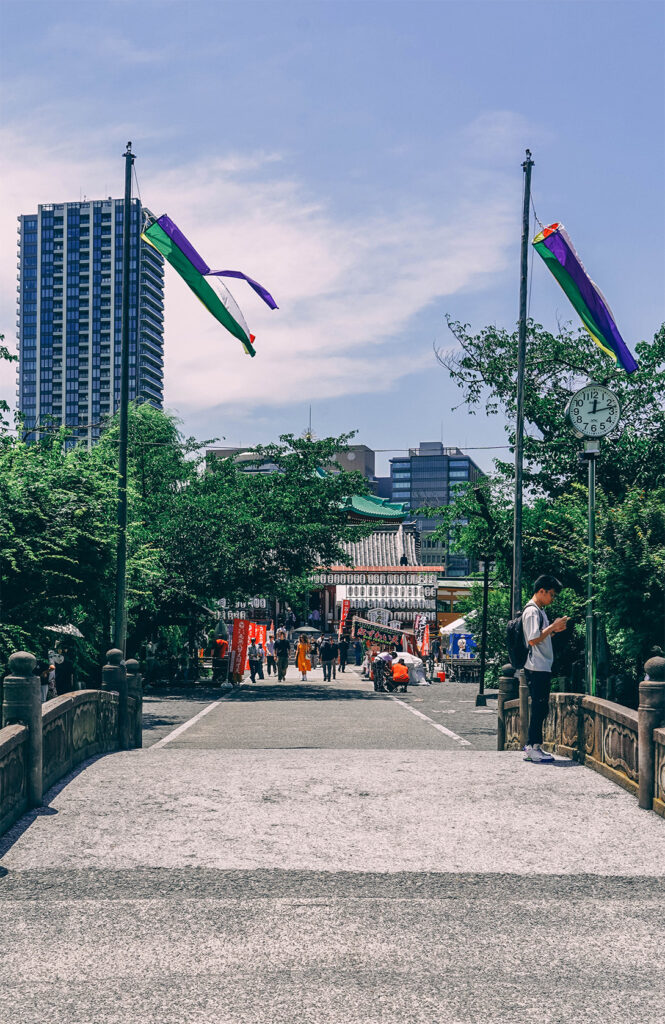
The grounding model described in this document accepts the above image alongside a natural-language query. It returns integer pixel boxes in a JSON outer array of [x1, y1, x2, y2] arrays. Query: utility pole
[[511, 149, 534, 618], [113, 142, 135, 654]]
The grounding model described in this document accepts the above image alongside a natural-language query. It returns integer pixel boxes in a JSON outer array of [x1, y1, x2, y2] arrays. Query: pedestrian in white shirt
[[522, 574, 569, 763]]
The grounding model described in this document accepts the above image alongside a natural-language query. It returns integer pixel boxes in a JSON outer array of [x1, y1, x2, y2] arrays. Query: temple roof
[[342, 494, 408, 521], [340, 523, 419, 567]]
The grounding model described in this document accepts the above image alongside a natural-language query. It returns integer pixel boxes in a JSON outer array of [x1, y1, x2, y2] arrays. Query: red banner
[[422, 623, 430, 656], [247, 623, 267, 669], [230, 618, 252, 680], [339, 599, 350, 637]]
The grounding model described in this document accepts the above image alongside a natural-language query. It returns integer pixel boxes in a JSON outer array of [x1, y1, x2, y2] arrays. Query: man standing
[[274, 630, 290, 682], [338, 635, 350, 673], [523, 574, 569, 763], [247, 639, 260, 684], [265, 636, 276, 676]]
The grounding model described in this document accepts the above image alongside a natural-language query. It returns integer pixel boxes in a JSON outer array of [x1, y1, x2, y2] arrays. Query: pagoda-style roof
[[342, 494, 408, 521], [340, 522, 419, 567]]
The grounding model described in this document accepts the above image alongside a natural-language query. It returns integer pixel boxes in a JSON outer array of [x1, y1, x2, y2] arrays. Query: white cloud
[[0, 124, 517, 421]]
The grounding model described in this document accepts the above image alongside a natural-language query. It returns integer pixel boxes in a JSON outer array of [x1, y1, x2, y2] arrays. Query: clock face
[[567, 384, 621, 438]]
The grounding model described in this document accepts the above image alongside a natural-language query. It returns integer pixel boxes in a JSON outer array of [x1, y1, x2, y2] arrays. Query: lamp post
[[476, 554, 491, 707]]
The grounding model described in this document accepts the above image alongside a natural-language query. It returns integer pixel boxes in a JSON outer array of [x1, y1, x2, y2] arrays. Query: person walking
[[54, 648, 74, 695], [354, 639, 363, 666], [296, 635, 311, 681], [265, 636, 276, 677], [37, 661, 49, 703], [275, 630, 290, 682], [327, 637, 339, 680], [338, 635, 350, 673], [257, 643, 266, 680], [310, 637, 319, 671], [247, 639, 261, 684], [522, 574, 569, 763], [320, 636, 334, 682]]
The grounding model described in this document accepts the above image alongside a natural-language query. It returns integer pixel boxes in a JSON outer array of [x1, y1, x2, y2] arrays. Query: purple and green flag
[[533, 223, 638, 373], [142, 214, 277, 357]]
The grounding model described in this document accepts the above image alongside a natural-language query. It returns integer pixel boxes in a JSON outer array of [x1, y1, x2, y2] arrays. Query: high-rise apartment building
[[16, 198, 164, 444], [390, 442, 483, 573]]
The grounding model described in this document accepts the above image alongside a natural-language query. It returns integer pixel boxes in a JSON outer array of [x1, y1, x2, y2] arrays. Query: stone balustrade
[[0, 649, 143, 836], [498, 655, 665, 816]]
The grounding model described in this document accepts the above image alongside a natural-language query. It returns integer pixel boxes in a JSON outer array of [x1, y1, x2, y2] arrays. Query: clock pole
[[584, 439, 599, 696], [567, 383, 621, 697]]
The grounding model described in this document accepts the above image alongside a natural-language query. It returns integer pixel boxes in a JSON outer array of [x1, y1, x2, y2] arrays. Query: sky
[[1, 0, 663, 475]]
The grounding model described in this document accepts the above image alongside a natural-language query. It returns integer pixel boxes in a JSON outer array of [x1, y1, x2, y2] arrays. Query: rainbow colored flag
[[533, 223, 638, 373], [142, 214, 277, 357]]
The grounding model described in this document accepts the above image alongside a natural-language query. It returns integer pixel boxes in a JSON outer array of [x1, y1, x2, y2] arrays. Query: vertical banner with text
[[230, 618, 251, 680], [338, 599, 351, 637]]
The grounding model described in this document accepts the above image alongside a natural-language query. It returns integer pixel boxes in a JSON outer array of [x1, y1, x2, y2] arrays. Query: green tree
[[432, 319, 665, 698], [437, 319, 665, 499]]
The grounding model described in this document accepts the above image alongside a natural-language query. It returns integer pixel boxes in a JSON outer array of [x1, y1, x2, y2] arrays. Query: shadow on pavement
[[0, 753, 108, 860], [226, 683, 386, 702]]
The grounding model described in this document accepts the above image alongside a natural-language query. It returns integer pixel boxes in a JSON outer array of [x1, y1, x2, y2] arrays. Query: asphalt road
[[1, 664, 663, 1024]]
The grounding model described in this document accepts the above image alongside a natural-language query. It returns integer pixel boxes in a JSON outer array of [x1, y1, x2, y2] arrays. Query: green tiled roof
[[343, 494, 408, 520]]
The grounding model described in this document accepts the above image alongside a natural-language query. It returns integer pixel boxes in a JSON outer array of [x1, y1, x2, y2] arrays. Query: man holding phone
[[523, 574, 569, 763]]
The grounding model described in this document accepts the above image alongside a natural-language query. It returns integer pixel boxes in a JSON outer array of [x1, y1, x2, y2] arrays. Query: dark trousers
[[266, 655, 276, 675], [249, 659, 260, 683], [339, 654, 347, 673], [525, 670, 552, 746], [277, 655, 289, 681], [322, 660, 335, 681]]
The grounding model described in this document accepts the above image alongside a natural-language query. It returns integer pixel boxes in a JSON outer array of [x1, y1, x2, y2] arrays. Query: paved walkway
[[1, 665, 663, 1023]]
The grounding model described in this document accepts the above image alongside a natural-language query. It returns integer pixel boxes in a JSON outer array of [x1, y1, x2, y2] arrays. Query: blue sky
[[1, 1, 663, 473]]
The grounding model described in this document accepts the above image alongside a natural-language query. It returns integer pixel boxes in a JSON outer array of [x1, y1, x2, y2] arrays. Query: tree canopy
[[0, 356, 370, 675], [433, 319, 665, 700]]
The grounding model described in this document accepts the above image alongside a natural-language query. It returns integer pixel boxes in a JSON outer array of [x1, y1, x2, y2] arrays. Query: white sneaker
[[524, 745, 546, 762], [534, 744, 554, 762]]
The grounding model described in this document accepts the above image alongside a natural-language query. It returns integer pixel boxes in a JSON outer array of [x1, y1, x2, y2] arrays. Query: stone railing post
[[125, 658, 143, 749], [1, 651, 42, 807], [101, 648, 129, 750], [497, 664, 517, 750], [638, 656, 665, 811], [518, 669, 529, 748]]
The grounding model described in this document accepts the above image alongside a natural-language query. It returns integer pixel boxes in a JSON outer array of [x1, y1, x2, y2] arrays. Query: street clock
[[565, 383, 621, 439]]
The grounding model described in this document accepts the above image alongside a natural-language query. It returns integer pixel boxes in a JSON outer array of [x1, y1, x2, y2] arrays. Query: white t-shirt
[[523, 601, 553, 672]]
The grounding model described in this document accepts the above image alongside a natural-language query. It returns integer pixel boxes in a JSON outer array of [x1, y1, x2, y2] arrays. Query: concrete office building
[[16, 198, 164, 444], [390, 442, 483, 574]]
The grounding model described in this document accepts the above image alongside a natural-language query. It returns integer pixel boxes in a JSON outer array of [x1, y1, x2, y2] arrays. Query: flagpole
[[511, 149, 534, 618], [113, 142, 135, 654]]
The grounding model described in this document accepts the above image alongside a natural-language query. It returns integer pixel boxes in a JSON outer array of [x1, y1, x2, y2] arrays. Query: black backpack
[[506, 601, 543, 669]]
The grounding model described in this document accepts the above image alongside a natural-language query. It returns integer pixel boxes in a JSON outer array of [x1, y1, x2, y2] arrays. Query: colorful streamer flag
[[142, 213, 277, 358], [532, 223, 638, 373]]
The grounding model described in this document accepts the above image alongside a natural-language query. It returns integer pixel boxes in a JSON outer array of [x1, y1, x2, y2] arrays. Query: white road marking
[[151, 698, 224, 748], [389, 696, 472, 747]]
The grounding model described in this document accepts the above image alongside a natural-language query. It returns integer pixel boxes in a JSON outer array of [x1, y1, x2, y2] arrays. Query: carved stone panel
[[72, 699, 97, 753], [655, 741, 664, 802], [602, 720, 638, 781], [584, 712, 596, 757], [505, 708, 521, 750]]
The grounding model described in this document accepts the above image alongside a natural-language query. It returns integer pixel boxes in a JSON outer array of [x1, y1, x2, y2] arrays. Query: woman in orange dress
[[296, 637, 311, 681]]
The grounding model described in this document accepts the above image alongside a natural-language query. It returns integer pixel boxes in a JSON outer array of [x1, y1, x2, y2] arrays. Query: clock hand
[[594, 407, 614, 414]]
